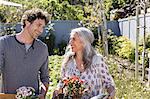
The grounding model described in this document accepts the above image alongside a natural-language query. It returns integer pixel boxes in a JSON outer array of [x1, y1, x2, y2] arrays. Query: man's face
[[27, 19, 46, 39]]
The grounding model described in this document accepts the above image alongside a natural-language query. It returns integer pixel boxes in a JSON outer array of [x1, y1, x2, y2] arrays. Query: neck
[[16, 30, 34, 44], [75, 52, 85, 72], [75, 51, 83, 61]]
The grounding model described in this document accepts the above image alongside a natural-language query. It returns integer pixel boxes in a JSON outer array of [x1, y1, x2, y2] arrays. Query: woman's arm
[[97, 55, 115, 98]]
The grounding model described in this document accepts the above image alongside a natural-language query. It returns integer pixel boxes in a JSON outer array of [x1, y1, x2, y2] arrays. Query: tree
[[104, 0, 133, 20], [0, 0, 85, 22], [0, 5, 23, 23]]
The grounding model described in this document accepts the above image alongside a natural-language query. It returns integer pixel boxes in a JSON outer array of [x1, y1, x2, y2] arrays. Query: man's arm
[[0, 37, 5, 75], [39, 47, 50, 99]]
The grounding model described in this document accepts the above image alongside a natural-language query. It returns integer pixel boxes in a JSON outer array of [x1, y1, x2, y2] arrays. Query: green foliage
[[144, 34, 150, 49], [115, 75, 150, 98], [111, 0, 126, 9], [104, 0, 128, 19], [47, 55, 150, 99], [1, 0, 85, 23], [107, 56, 150, 99], [47, 55, 63, 98], [0, 24, 16, 36], [41, 32, 55, 55], [57, 40, 67, 55], [95, 39, 103, 54], [97, 34, 135, 62], [137, 34, 150, 67], [100, 33, 150, 67], [107, 34, 119, 55], [0, 5, 23, 23], [116, 36, 135, 61]]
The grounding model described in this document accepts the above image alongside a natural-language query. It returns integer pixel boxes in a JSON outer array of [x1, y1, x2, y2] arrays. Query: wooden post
[[0, 74, 2, 93], [141, 0, 146, 81], [99, 0, 108, 57], [135, 1, 140, 79], [148, 52, 150, 87]]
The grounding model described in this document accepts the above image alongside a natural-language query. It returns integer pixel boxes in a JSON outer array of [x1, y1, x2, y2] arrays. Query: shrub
[[57, 40, 67, 55], [40, 22, 55, 55], [116, 36, 135, 62], [107, 34, 120, 55], [96, 34, 135, 62]]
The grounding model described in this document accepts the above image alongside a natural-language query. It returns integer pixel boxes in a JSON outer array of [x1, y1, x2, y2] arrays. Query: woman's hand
[[52, 88, 63, 99], [38, 94, 45, 99], [106, 89, 115, 99], [109, 91, 115, 99], [52, 90, 59, 99], [106, 85, 115, 99]]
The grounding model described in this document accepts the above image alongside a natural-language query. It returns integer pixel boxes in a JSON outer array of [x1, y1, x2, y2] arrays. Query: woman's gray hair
[[62, 27, 96, 69]]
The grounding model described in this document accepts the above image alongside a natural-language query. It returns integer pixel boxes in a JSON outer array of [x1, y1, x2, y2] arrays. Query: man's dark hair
[[21, 8, 50, 28]]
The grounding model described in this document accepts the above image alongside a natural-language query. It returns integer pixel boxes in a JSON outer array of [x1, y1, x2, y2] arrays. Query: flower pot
[[72, 95, 82, 99], [58, 93, 64, 99], [53, 93, 65, 99], [64, 94, 82, 99], [0, 93, 16, 99]]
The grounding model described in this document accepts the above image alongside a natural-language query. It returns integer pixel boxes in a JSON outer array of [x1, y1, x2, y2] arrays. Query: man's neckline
[[14, 35, 35, 49]]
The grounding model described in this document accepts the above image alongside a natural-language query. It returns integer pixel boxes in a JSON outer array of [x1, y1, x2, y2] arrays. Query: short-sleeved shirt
[[60, 54, 115, 98], [0, 35, 49, 94]]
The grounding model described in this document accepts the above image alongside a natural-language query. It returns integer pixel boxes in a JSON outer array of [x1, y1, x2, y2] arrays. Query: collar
[[14, 35, 35, 49]]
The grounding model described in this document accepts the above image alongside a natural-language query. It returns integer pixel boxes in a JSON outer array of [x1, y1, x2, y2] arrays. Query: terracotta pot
[[64, 94, 82, 99], [55, 94, 82, 99], [53, 93, 65, 99], [72, 95, 82, 99], [0, 93, 16, 99], [58, 93, 64, 99]]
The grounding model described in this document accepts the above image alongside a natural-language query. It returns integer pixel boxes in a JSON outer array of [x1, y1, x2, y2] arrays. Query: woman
[[56, 27, 115, 99]]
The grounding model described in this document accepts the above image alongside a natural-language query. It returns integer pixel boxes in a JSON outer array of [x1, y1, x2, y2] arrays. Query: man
[[0, 8, 50, 99]]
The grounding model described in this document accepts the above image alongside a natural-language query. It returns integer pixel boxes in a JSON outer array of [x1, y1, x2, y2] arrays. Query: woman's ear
[[25, 20, 30, 27]]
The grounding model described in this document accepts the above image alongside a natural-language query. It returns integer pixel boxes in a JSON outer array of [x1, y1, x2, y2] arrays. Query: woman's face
[[69, 33, 84, 53]]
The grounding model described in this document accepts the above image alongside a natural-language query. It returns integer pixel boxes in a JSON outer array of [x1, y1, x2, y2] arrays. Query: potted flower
[[15, 86, 38, 99], [61, 76, 86, 99]]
